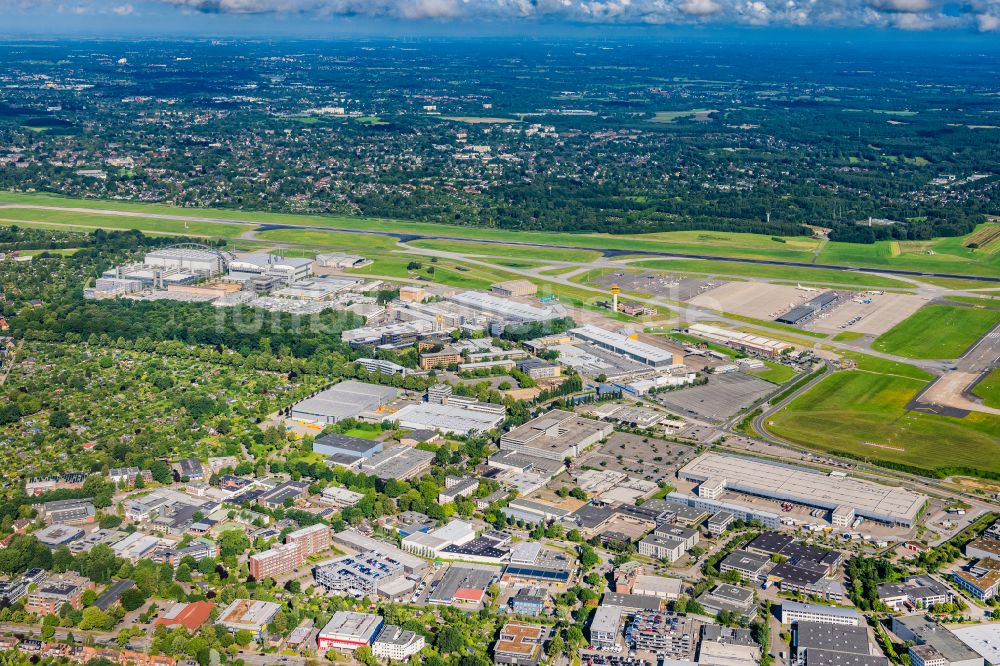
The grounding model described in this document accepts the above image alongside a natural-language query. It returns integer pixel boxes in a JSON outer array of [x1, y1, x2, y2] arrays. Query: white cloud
[[979, 15, 1000, 30], [678, 0, 722, 15], [868, 0, 932, 12], [136, 0, 1000, 31]]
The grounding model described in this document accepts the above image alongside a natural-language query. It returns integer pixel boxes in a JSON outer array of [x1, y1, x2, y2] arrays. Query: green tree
[[435, 626, 464, 654], [80, 606, 115, 631], [150, 460, 173, 485], [48, 410, 71, 429], [120, 588, 147, 612], [219, 530, 250, 559]]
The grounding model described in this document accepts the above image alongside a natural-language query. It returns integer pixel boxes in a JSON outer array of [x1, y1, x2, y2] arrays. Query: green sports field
[[768, 364, 1000, 477], [872, 304, 1000, 359]]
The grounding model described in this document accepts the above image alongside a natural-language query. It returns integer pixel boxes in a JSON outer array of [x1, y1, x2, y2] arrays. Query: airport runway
[[4, 203, 1000, 283]]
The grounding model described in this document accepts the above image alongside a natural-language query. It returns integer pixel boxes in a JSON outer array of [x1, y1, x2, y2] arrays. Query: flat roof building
[[679, 453, 926, 526], [290, 381, 398, 425], [892, 615, 984, 666], [218, 599, 281, 639], [330, 529, 427, 575], [313, 433, 383, 460], [402, 520, 476, 559], [392, 401, 505, 436], [448, 291, 566, 324], [664, 492, 780, 529], [720, 550, 772, 583], [34, 523, 84, 547], [494, 621, 548, 666], [428, 565, 495, 605], [314, 551, 408, 599], [373, 625, 425, 662], [698, 584, 757, 620], [317, 611, 383, 652], [794, 621, 874, 660], [570, 325, 677, 367], [491, 280, 538, 297], [781, 601, 861, 626], [590, 605, 623, 648], [500, 410, 612, 462], [360, 445, 435, 481]]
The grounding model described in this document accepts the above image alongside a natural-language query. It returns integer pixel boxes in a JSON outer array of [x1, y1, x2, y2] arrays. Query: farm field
[[973, 370, 1000, 409], [872, 304, 1000, 359], [768, 365, 1000, 477]]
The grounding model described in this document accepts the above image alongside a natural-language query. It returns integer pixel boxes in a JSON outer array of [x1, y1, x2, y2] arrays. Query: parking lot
[[649, 373, 775, 423], [575, 432, 694, 484]]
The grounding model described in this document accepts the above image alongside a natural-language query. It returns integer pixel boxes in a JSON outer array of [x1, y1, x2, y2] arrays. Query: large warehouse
[[569, 325, 678, 368], [775, 291, 839, 325], [144, 247, 228, 276], [391, 401, 505, 436], [290, 381, 398, 424], [678, 453, 926, 527]]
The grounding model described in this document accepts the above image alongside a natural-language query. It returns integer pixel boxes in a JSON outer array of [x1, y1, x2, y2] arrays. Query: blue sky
[[2, 0, 999, 35]]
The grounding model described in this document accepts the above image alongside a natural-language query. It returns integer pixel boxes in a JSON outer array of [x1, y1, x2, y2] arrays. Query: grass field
[[406, 238, 601, 263], [649, 109, 717, 123], [769, 363, 1000, 477], [832, 331, 866, 342], [819, 223, 1000, 278], [3, 190, 1000, 279], [972, 370, 1000, 409], [751, 361, 800, 385], [872, 304, 1000, 359], [628, 258, 910, 289], [0, 208, 248, 238], [255, 227, 401, 251], [941, 295, 1000, 308]]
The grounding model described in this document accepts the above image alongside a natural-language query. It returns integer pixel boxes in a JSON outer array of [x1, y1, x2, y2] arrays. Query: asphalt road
[[4, 203, 1000, 283]]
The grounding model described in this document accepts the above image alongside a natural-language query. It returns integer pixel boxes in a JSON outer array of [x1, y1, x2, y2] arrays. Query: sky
[[2, 0, 1000, 35]]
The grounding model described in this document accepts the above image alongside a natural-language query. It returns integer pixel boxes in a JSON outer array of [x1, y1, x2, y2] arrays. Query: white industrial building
[[679, 453, 926, 527], [317, 611, 384, 651], [372, 625, 425, 661], [392, 401, 505, 436], [447, 290, 567, 324], [781, 601, 861, 626], [227, 253, 312, 284], [499, 410, 613, 462], [356, 358, 408, 376], [145, 247, 228, 276], [401, 520, 476, 558], [289, 381, 398, 424], [570, 325, 679, 368]]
